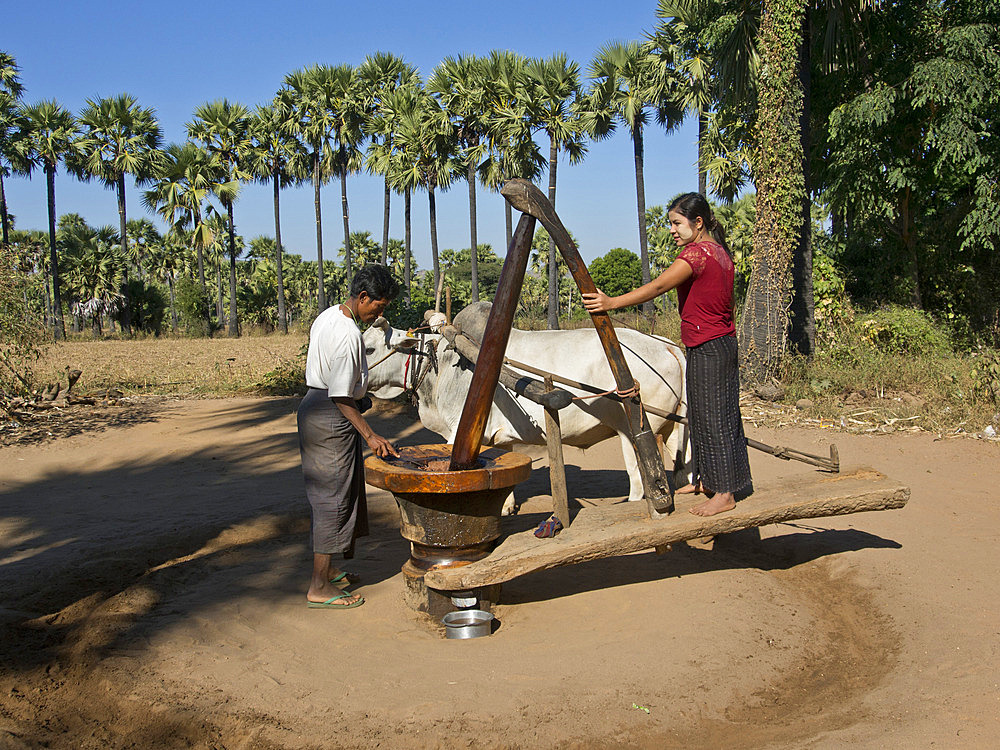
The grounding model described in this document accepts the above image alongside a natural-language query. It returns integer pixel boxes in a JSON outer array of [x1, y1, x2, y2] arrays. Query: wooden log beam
[[423, 467, 909, 590]]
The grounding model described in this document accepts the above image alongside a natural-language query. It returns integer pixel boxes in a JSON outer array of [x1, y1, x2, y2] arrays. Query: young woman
[[298, 265, 401, 609], [582, 193, 752, 516]]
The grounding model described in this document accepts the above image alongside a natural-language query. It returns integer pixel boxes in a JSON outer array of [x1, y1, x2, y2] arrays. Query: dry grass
[[36, 334, 308, 396]]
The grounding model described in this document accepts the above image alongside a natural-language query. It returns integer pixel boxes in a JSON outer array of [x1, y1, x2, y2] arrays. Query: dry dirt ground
[[0, 397, 997, 749]]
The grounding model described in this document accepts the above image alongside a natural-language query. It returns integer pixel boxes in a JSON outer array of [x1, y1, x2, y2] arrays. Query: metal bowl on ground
[[441, 609, 494, 639]]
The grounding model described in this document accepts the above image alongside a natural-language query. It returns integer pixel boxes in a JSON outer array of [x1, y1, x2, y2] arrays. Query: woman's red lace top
[[676, 240, 735, 348]]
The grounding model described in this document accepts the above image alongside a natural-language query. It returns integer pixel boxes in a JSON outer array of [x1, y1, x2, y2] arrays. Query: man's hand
[[366, 433, 400, 458]]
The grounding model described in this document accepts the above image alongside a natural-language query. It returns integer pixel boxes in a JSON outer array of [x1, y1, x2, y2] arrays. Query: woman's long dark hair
[[668, 192, 731, 256]]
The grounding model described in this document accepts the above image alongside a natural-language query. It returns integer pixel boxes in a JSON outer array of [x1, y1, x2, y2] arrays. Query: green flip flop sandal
[[307, 593, 365, 609], [329, 571, 360, 586]]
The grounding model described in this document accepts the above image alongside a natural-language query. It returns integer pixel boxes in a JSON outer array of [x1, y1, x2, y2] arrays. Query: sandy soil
[[0, 397, 997, 749]]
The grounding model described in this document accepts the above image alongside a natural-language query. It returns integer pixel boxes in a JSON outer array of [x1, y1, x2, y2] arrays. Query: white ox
[[363, 311, 690, 512]]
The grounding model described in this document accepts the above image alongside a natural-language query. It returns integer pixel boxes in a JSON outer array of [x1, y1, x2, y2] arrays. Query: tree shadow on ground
[[0, 397, 417, 675]]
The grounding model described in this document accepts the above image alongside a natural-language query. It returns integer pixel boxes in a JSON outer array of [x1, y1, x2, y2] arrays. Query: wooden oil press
[[365, 180, 909, 617]]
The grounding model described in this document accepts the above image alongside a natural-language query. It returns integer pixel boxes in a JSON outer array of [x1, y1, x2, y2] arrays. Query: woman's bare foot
[[688, 492, 736, 517], [676, 483, 705, 495]]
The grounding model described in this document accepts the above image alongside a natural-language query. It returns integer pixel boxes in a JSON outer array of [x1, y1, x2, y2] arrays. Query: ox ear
[[393, 336, 419, 350]]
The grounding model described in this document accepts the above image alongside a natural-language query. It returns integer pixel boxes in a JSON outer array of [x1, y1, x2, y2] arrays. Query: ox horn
[[373, 316, 390, 331]]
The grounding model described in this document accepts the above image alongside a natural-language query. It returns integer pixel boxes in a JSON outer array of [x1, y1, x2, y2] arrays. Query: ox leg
[[500, 490, 517, 516], [619, 432, 645, 504], [663, 420, 693, 490]]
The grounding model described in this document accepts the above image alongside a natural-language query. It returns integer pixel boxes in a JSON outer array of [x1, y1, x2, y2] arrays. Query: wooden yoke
[[449, 213, 536, 470], [501, 178, 674, 515]]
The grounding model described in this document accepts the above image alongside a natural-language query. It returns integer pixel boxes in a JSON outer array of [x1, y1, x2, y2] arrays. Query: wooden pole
[[544, 375, 571, 528], [501, 179, 673, 514], [449, 214, 536, 470]]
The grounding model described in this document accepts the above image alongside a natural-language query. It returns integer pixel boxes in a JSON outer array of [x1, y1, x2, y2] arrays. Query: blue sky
[[4, 1, 699, 268]]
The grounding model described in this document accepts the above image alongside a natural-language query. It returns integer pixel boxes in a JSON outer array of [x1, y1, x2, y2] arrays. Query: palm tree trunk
[[698, 111, 708, 197], [313, 152, 326, 312], [404, 186, 412, 306], [168, 274, 178, 333], [901, 188, 921, 308], [381, 177, 391, 264], [46, 164, 65, 341], [193, 205, 206, 287], [117, 173, 133, 336], [273, 171, 288, 334], [340, 149, 351, 274], [429, 184, 440, 295], [216, 260, 224, 324], [0, 172, 10, 246], [226, 201, 239, 337], [633, 123, 653, 318], [467, 161, 478, 302], [43, 272, 52, 329], [546, 137, 559, 330]]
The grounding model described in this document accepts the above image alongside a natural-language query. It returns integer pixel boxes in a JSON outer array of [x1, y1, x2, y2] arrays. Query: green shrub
[[970, 349, 1000, 405], [854, 305, 952, 357], [175, 277, 212, 337]]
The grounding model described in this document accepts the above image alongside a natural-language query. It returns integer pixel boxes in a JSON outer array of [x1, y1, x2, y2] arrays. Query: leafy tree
[[589, 247, 643, 304], [440, 244, 501, 305], [21, 99, 80, 340], [74, 94, 163, 334], [815, 0, 1000, 341]]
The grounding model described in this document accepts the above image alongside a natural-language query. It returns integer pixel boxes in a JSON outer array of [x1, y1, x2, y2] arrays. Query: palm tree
[[202, 211, 230, 323], [478, 50, 545, 250], [321, 64, 365, 277], [125, 217, 159, 281], [74, 94, 163, 334], [522, 53, 588, 328], [59, 220, 124, 336], [0, 51, 28, 248], [379, 87, 462, 303], [188, 100, 250, 337], [21, 100, 80, 340], [428, 54, 492, 302], [143, 142, 217, 292], [358, 52, 420, 262], [247, 103, 305, 334], [647, 2, 728, 196], [277, 65, 342, 311], [148, 228, 191, 333], [588, 41, 683, 317]]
